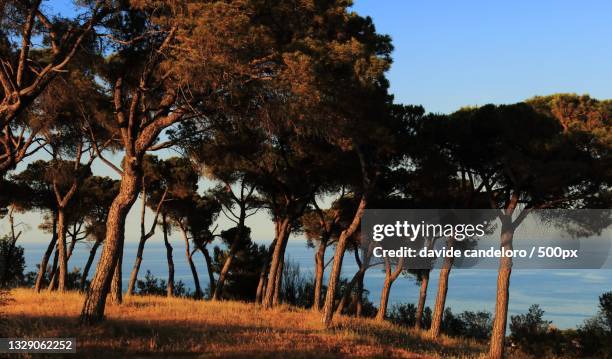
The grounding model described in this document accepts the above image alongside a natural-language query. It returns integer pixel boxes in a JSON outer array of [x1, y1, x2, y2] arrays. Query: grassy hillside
[[2, 289, 486, 358]]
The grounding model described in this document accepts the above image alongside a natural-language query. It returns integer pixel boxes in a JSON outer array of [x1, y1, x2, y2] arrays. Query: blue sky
[[351, 0, 612, 113]]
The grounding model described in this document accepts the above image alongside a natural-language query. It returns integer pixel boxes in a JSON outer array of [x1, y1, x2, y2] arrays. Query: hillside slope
[[2, 289, 486, 358]]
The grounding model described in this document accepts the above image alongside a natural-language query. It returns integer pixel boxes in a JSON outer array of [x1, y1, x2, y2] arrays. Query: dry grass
[[2, 289, 486, 358]]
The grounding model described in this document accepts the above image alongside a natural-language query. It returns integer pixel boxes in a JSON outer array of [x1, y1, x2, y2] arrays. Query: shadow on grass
[[4, 313, 433, 358], [328, 320, 484, 358]]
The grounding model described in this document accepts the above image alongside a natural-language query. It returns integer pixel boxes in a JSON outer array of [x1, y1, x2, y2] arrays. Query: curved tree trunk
[[272, 257, 284, 306], [126, 238, 146, 297], [429, 237, 456, 338], [488, 223, 515, 359], [312, 241, 326, 311], [80, 239, 102, 291], [375, 257, 404, 321], [200, 245, 215, 297], [415, 270, 430, 329], [80, 165, 141, 324], [263, 218, 291, 308], [35, 211, 58, 292], [213, 229, 242, 300], [47, 246, 59, 291], [54, 210, 68, 292], [178, 223, 202, 299], [322, 197, 367, 326], [109, 243, 123, 303], [179, 224, 202, 299], [255, 238, 277, 304], [162, 214, 174, 297]]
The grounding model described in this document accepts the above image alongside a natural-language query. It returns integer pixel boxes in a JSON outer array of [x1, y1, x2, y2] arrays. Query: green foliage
[[135, 270, 191, 298], [0, 235, 25, 288], [211, 241, 268, 301]]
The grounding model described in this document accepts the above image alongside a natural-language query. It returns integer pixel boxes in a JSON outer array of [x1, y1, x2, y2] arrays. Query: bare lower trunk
[[272, 257, 284, 306], [126, 236, 146, 296], [80, 166, 140, 324], [213, 234, 240, 300], [109, 243, 123, 303], [80, 239, 102, 291], [200, 245, 215, 297], [55, 210, 68, 292], [312, 242, 326, 311], [47, 246, 59, 291], [263, 219, 291, 308], [355, 274, 364, 317], [35, 212, 58, 292], [322, 197, 367, 326], [336, 269, 364, 315], [178, 225, 201, 299], [429, 237, 455, 338], [256, 239, 277, 304], [162, 214, 174, 297], [375, 257, 404, 321], [488, 225, 514, 359], [415, 270, 430, 329]]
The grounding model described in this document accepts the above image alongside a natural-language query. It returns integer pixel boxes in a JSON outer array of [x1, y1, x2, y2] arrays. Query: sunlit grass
[[3, 288, 487, 358]]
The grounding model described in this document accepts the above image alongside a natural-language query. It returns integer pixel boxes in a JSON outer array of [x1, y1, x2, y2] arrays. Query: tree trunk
[[47, 245, 59, 291], [429, 237, 456, 338], [109, 243, 123, 303], [322, 197, 367, 326], [488, 223, 515, 359], [375, 257, 404, 321], [263, 218, 291, 308], [35, 211, 58, 292], [355, 272, 364, 317], [415, 270, 430, 329], [312, 241, 326, 311], [55, 210, 68, 292], [272, 257, 284, 306], [180, 224, 201, 299], [80, 239, 102, 291], [80, 165, 141, 324], [162, 214, 174, 297], [200, 245, 215, 297], [213, 229, 242, 300], [126, 235, 146, 296], [256, 238, 277, 304]]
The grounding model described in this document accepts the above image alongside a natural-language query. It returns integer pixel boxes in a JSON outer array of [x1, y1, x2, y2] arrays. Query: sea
[[18, 239, 612, 329]]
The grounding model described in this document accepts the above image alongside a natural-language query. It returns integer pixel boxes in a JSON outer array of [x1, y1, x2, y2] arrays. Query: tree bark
[[200, 245, 215, 297], [126, 237, 145, 297], [322, 196, 367, 326], [180, 225, 202, 299], [212, 238, 239, 300], [312, 241, 326, 311], [54, 210, 68, 291], [126, 185, 166, 296], [415, 270, 430, 329], [47, 246, 59, 291], [375, 257, 404, 321], [109, 243, 123, 303], [80, 238, 102, 291], [488, 221, 514, 359], [80, 165, 141, 324], [213, 212, 245, 300], [429, 237, 456, 338], [256, 238, 277, 304], [35, 211, 57, 292], [263, 218, 291, 308], [272, 257, 284, 306], [162, 214, 174, 297]]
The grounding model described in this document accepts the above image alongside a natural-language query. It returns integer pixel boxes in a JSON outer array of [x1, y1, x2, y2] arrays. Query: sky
[[351, 0, 612, 113], [4, 0, 612, 243]]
